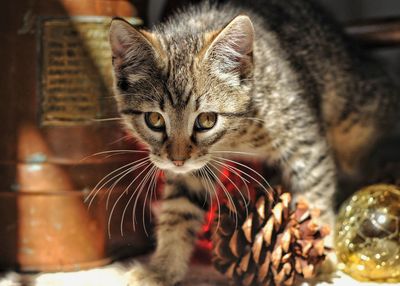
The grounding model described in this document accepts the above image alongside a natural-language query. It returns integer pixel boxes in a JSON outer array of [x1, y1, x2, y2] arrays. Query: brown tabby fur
[[109, 0, 399, 285]]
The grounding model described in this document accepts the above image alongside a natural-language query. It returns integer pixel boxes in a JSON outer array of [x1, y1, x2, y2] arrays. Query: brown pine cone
[[212, 186, 330, 286]]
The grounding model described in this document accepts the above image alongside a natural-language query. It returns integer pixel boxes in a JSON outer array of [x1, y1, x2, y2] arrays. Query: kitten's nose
[[172, 160, 185, 167]]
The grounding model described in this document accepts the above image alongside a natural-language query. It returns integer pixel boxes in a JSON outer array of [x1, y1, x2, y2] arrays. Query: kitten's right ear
[[201, 15, 254, 84], [109, 18, 162, 69]]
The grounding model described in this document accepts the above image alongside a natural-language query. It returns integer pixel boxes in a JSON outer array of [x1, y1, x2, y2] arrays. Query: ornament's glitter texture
[[335, 184, 400, 282]]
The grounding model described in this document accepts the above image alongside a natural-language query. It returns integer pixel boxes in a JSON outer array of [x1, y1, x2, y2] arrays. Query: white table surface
[[0, 259, 394, 286]]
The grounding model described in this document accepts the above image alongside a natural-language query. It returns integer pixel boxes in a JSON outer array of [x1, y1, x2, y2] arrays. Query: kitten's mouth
[[149, 154, 208, 174]]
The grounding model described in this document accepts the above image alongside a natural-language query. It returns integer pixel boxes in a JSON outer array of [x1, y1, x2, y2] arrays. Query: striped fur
[[109, 0, 399, 285]]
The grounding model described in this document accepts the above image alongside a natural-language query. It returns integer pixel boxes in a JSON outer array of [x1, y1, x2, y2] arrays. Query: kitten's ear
[[109, 18, 162, 69], [203, 15, 254, 83]]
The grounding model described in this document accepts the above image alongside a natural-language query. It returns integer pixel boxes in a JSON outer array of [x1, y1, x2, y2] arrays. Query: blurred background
[[146, 0, 400, 23]]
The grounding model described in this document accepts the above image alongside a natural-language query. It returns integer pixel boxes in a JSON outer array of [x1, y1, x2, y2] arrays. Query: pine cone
[[212, 186, 330, 286]]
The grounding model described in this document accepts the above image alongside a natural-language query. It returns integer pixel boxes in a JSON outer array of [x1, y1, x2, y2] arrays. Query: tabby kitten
[[109, 0, 399, 285]]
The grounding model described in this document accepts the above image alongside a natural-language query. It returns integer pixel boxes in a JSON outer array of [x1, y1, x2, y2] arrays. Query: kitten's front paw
[[317, 215, 338, 276], [126, 263, 168, 286], [317, 250, 338, 280]]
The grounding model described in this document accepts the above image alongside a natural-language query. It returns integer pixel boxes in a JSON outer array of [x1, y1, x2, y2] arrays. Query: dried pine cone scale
[[212, 186, 330, 286]]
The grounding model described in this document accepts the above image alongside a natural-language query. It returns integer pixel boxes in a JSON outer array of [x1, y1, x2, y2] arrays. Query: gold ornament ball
[[335, 184, 400, 282]]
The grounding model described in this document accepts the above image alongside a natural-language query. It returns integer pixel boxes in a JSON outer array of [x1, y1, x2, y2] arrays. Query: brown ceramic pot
[[0, 0, 152, 272]]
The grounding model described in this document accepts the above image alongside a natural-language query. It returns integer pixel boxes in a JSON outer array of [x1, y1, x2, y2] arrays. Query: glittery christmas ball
[[335, 184, 400, 282]]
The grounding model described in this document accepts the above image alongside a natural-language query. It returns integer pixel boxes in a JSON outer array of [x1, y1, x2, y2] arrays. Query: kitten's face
[[109, 16, 254, 174]]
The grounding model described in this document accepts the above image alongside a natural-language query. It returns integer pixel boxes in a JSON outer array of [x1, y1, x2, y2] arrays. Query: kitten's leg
[[279, 135, 338, 273], [280, 135, 337, 243], [127, 175, 207, 286]]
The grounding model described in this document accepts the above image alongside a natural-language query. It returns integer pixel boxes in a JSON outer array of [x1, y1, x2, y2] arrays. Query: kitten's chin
[[168, 165, 202, 174]]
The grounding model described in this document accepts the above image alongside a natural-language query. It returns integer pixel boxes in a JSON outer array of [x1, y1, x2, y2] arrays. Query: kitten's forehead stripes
[[159, 36, 200, 108], [183, 79, 195, 106], [163, 83, 175, 107], [195, 97, 201, 112], [159, 98, 165, 111]]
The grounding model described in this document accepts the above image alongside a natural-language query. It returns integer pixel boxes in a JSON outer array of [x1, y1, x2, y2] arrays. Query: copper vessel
[[0, 0, 152, 272]]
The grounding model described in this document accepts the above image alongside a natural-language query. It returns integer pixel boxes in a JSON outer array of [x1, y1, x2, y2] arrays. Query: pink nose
[[172, 160, 185, 167]]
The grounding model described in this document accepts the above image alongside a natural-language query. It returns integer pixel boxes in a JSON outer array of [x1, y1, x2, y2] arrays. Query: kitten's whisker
[[100, 151, 149, 160], [86, 157, 148, 207], [153, 170, 161, 202], [102, 153, 126, 159], [105, 161, 149, 210], [215, 156, 272, 192], [86, 160, 135, 203], [80, 149, 149, 162], [108, 135, 136, 146], [200, 169, 213, 207], [196, 170, 209, 210], [92, 117, 122, 122], [212, 159, 251, 184], [141, 167, 159, 236], [207, 165, 239, 228], [211, 159, 251, 202], [202, 173, 210, 209], [202, 167, 221, 236], [206, 165, 239, 231], [210, 150, 258, 156], [119, 164, 155, 236], [148, 169, 160, 225], [88, 164, 133, 209], [198, 169, 216, 234], [103, 170, 133, 210], [131, 166, 157, 236], [107, 163, 152, 238], [194, 171, 212, 208], [91, 149, 149, 156], [209, 161, 249, 220], [89, 158, 148, 196], [213, 157, 271, 196], [105, 159, 150, 210]]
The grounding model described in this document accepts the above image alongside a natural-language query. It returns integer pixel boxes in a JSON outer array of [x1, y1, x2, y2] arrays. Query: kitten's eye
[[195, 112, 217, 131], [145, 112, 165, 131]]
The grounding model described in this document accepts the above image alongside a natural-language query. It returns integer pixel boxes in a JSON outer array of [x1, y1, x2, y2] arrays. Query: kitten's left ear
[[203, 15, 254, 83]]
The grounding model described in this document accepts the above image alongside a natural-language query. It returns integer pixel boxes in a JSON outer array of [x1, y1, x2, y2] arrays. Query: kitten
[[109, 0, 399, 285]]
